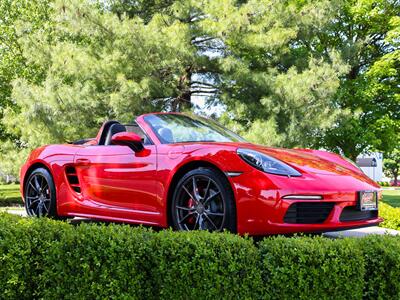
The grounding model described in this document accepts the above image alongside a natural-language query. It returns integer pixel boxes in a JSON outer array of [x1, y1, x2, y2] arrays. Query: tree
[[104, 0, 225, 112], [311, 0, 400, 160], [205, 0, 348, 147], [0, 0, 52, 141], [1, 0, 196, 176], [384, 148, 400, 186], [106, 0, 348, 147], [107, 0, 175, 23], [2, 0, 348, 178]]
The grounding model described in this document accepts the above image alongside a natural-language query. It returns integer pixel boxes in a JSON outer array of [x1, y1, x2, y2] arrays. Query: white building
[[356, 152, 383, 182]]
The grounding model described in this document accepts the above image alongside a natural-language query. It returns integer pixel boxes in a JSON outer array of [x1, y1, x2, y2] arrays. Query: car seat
[[105, 123, 127, 145]]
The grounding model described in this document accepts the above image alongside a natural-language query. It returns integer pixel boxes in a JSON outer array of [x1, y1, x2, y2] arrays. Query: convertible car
[[20, 112, 382, 235]]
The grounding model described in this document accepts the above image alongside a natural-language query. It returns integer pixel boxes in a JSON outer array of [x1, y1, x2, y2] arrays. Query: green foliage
[[381, 189, 400, 207], [259, 236, 364, 300], [0, 0, 52, 141], [1, 0, 197, 176], [1, 213, 400, 299], [108, 0, 175, 22], [151, 230, 261, 299], [0, 184, 21, 207], [1, 0, 400, 177], [0, 214, 260, 299], [384, 148, 400, 185], [378, 181, 391, 187], [379, 202, 400, 231], [0, 0, 53, 177], [313, 0, 400, 159], [206, 0, 348, 148], [37, 222, 156, 299], [359, 235, 400, 299], [107, 0, 357, 152], [0, 214, 33, 299], [379, 189, 400, 231]]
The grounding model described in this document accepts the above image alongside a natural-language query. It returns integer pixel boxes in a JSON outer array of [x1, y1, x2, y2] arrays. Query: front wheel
[[24, 168, 59, 218], [171, 168, 236, 232]]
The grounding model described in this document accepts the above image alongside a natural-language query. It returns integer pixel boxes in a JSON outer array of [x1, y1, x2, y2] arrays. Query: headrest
[[105, 123, 126, 145], [158, 127, 174, 143]]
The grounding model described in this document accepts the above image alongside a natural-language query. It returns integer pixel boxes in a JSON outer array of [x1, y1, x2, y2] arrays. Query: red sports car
[[20, 113, 382, 235]]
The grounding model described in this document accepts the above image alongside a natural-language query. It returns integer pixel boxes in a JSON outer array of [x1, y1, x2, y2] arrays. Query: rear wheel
[[171, 168, 236, 232], [24, 168, 59, 218]]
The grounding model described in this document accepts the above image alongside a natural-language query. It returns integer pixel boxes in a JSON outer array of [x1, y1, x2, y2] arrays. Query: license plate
[[358, 191, 378, 211]]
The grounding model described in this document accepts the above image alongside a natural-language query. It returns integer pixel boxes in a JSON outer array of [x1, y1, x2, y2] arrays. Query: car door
[[73, 144, 160, 223]]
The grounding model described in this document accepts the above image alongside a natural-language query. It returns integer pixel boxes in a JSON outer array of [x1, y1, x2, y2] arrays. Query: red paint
[[20, 113, 382, 235]]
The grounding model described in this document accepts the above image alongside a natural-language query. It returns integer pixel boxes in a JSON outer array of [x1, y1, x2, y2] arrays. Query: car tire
[[24, 168, 63, 219], [171, 167, 236, 232]]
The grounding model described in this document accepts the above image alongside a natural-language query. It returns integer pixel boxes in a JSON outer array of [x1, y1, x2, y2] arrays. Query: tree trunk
[[173, 66, 192, 112]]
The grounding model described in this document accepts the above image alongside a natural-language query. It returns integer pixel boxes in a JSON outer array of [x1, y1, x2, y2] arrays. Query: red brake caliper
[[186, 198, 196, 224]]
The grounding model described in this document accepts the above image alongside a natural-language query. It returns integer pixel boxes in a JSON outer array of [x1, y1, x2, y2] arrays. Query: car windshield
[[143, 114, 246, 144]]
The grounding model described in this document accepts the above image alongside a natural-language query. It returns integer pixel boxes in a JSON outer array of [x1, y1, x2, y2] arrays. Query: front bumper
[[239, 197, 382, 235], [229, 169, 383, 235]]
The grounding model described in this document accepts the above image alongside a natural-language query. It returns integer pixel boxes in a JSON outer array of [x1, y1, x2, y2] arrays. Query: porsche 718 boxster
[[20, 113, 382, 235]]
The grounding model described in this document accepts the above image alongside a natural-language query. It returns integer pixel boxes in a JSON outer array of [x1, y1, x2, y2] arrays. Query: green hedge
[[1, 213, 400, 299], [380, 202, 400, 230], [259, 237, 364, 300], [0, 214, 260, 299]]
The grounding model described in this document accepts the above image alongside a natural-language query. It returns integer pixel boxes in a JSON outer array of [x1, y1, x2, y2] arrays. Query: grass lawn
[[0, 184, 22, 206], [381, 189, 400, 208]]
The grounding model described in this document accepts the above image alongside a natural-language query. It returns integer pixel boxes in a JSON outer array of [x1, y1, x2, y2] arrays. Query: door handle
[[76, 158, 91, 166]]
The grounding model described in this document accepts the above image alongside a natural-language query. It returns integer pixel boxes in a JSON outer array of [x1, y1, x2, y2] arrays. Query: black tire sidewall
[[25, 168, 58, 218], [171, 168, 237, 232]]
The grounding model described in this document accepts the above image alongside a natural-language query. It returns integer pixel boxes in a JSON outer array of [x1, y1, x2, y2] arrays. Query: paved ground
[[1, 207, 26, 217], [2, 208, 399, 237], [322, 226, 400, 238]]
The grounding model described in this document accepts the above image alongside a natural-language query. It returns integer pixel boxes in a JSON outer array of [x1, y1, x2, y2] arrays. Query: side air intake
[[66, 166, 81, 193]]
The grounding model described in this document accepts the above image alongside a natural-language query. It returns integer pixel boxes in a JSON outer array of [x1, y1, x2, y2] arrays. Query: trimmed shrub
[[151, 230, 261, 299], [380, 202, 400, 230], [0, 214, 33, 299], [0, 213, 400, 300], [0, 214, 261, 299], [359, 236, 400, 300], [35, 222, 156, 299], [259, 236, 364, 300]]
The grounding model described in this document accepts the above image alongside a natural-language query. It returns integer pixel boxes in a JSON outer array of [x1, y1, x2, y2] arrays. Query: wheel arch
[[22, 161, 53, 197], [166, 160, 236, 227]]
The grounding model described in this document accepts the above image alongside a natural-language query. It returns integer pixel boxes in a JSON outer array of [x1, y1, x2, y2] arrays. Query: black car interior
[[98, 120, 120, 145], [104, 123, 127, 146]]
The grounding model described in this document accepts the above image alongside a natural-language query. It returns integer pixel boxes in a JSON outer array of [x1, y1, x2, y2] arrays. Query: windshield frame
[[141, 113, 246, 145]]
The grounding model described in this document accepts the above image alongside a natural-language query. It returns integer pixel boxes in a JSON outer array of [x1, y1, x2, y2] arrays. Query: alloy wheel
[[175, 175, 226, 231], [25, 174, 51, 217]]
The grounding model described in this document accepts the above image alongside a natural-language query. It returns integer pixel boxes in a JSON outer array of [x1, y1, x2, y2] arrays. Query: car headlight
[[237, 149, 301, 177]]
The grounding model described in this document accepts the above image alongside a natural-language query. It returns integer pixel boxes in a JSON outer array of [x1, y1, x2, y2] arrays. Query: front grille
[[340, 206, 378, 222], [284, 202, 334, 224]]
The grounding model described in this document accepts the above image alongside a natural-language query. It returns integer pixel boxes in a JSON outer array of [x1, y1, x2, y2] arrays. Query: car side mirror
[[111, 132, 144, 152]]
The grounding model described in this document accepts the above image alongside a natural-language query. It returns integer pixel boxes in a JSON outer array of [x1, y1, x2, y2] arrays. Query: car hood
[[177, 141, 374, 183], [236, 143, 362, 177]]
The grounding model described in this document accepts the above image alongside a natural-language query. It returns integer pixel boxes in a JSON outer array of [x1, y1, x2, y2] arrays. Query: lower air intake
[[284, 202, 334, 224], [339, 206, 378, 222]]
